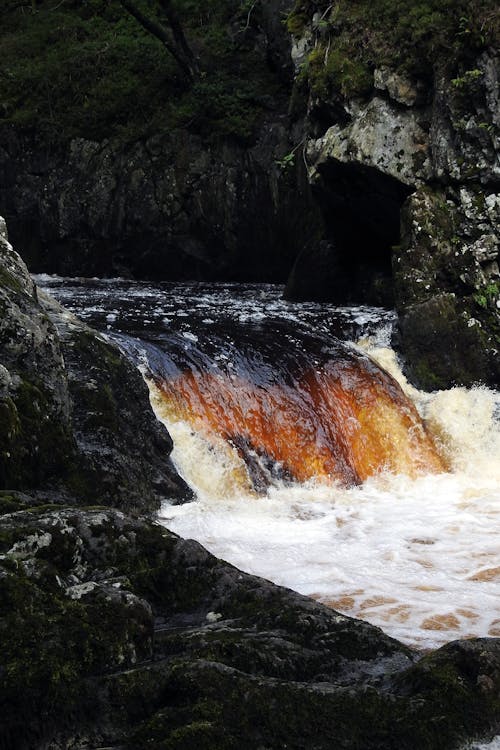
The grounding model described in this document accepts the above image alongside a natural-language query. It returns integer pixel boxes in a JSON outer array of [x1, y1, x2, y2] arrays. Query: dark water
[[35, 276, 396, 347]]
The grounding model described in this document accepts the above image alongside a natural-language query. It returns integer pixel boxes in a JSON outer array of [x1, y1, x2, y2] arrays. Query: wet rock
[[1, 505, 499, 750], [0, 218, 190, 508], [394, 188, 500, 389]]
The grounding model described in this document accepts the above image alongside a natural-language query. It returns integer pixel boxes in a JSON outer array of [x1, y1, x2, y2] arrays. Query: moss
[[0, 493, 24, 515], [0, 266, 24, 295], [73, 329, 124, 371], [127, 655, 494, 750], [0, 552, 153, 746], [285, 10, 308, 36], [289, 0, 498, 98], [302, 43, 373, 100], [0, 397, 21, 488]]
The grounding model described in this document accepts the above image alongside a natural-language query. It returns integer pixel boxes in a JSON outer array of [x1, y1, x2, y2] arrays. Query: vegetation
[[2, 0, 497, 140], [288, 0, 499, 100], [0, 0, 284, 143]]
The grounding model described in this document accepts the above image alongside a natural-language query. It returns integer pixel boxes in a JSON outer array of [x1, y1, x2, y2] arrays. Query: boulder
[[1, 504, 500, 750], [0, 217, 190, 509]]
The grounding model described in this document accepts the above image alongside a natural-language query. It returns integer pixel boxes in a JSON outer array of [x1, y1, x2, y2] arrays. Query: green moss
[[289, 0, 498, 96], [285, 10, 308, 36], [0, 376, 78, 491], [303, 43, 373, 100], [0, 493, 24, 515], [0, 535, 154, 745]]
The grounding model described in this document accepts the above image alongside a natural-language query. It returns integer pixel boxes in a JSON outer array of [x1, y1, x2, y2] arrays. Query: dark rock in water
[[1, 505, 499, 750], [0, 217, 191, 510], [396, 293, 499, 391], [394, 188, 500, 390]]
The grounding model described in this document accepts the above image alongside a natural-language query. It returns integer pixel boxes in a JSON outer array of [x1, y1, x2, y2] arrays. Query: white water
[[157, 340, 500, 650], [36, 277, 500, 650]]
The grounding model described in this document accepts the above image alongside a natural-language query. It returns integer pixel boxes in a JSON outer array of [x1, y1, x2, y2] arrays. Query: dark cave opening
[[286, 160, 413, 306]]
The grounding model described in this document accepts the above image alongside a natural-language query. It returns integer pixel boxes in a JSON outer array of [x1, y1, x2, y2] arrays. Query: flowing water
[[37, 277, 500, 650]]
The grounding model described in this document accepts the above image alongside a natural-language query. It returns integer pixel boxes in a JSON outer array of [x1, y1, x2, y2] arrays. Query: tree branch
[[118, 0, 194, 80], [158, 0, 198, 74]]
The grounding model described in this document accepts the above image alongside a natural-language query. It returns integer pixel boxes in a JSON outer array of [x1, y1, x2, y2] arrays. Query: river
[[37, 276, 500, 652]]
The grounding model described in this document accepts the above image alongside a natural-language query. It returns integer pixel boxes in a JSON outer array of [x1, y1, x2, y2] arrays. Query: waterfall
[[36, 277, 500, 648], [144, 321, 444, 493]]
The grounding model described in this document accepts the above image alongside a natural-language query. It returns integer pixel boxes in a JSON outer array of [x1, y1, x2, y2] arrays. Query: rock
[[0, 217, 190, 508], [284, 15, 499, 388], [308, 97, 432, 187], [394, 188, 500, 389], [0, 124, 314, 284], [1, 504, 500, 750], [396, 293, 495, 390], [373, 67, 420, 107]]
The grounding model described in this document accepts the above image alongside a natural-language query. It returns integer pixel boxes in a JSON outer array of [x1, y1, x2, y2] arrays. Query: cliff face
[[285, 0, 499, 388], [0, 125, 318, 283]]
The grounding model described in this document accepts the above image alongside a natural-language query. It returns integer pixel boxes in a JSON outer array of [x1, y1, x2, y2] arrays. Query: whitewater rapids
[[37, 277, 500, 649]]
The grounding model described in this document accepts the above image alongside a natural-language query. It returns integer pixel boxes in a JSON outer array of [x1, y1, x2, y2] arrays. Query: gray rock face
[[307, 53, 499, 190], [288, 24, 500, 387], [308, 96, 432, 186], [0, 218, 190, 508]]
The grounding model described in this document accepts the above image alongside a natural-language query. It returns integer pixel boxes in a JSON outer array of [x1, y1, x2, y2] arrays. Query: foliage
[[0, 0, 283, 143], [289, 0, 499, 101], [474, 282, 500, 310], [451, 68, 483, 89]]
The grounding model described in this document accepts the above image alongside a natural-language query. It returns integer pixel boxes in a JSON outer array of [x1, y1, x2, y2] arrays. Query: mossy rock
[[397, 293, 497, 389], [1, 508, 500, 749], [0, 377, 76, 491]]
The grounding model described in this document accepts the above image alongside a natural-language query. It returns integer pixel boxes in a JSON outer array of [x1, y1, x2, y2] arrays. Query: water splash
[[36, 277, 500, 648]]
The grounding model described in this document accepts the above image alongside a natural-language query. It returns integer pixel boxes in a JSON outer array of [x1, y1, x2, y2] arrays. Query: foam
[[156, 348, 500, 649]]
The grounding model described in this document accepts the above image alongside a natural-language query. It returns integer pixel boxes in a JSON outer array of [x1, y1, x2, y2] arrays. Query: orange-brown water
[[155, 356, 444, 488]]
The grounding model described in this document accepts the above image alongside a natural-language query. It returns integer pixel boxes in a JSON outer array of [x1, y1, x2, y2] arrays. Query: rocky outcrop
[[1, 503, 500, 750], [0, 217, 190, 509], [284, 4, 499, 388]]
